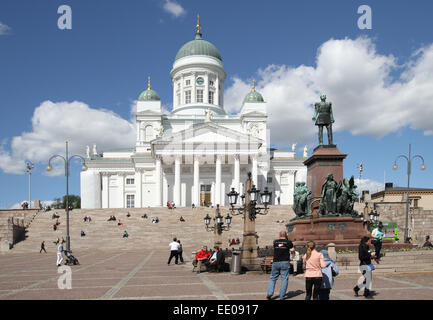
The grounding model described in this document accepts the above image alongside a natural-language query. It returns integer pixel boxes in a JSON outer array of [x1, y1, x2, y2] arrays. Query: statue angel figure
[[86, 146, 90, 158], [92, 144, 98, 156], [205, 108, 213, 122], [303, 145, 308, 157]]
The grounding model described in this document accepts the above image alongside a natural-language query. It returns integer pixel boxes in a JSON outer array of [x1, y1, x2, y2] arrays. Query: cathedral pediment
[[152, 122, 263, 146]]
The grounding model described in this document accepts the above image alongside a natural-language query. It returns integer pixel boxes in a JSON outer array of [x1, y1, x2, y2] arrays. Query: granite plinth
[[286, 216, 370, 249]]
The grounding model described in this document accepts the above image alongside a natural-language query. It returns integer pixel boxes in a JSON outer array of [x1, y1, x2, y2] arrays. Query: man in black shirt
[[266, 230, 294, 300]]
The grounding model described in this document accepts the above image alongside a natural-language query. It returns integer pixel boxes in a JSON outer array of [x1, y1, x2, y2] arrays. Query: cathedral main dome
[[174, 32, 222, 62]]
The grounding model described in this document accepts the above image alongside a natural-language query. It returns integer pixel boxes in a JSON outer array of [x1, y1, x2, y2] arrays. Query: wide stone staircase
[[7, 205, 295, 254]]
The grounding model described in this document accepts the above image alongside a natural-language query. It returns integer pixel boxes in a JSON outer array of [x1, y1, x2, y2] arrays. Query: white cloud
[[0, 21, 11, 35], [0, 101, 135, 175], [163, 0, 186, 18], [356, 178, 384, 194], [224, 37, 433, 146]]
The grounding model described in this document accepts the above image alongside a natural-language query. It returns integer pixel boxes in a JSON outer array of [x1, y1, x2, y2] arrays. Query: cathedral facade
[[80, 21, 307, 209]]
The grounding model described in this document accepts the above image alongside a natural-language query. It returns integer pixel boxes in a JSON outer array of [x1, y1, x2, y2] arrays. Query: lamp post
[[227, 172, 272, 268], [392, 144, 426, 243], [25, 161, 34, 209], [204, 204, 232, 248], [357, 162, 363, 203], [46, 141, 87, 252]]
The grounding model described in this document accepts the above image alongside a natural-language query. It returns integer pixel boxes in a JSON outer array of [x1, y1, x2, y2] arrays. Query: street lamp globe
[[216, 213, 223, 224], [46, 165, 53, 172], [260, 187, 272, 207], [225, 214, 232, 226], [248, 185, 259, 202], [392, 164, 398, 171], [421, 164, 426, 171], [82, 165, 88, 171], [227, 188, 239, 206], [204, 214, 211, 226]]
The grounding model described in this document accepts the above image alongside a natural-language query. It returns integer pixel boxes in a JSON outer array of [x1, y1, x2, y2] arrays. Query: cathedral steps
[[7, 205, 295, 254]]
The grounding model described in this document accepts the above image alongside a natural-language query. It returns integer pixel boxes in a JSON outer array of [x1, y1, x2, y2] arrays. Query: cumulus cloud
[[356, 178, 384, 194], [224, 37, 433, 146], [0, 101, 135, 175], [0, 21, 11, 35], [163, 0, 186, 18]]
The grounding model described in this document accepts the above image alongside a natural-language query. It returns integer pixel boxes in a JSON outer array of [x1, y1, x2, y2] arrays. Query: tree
[[52, 195, 81, 209]]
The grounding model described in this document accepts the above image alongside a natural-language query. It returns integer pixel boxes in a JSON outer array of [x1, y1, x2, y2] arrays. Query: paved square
[[1, 249, 433, 300]]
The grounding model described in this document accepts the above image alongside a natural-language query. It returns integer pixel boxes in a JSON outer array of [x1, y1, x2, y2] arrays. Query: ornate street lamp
[[46, 141, 87, 252], [204, 204, 232, 248], [392, 144, 426, 243]]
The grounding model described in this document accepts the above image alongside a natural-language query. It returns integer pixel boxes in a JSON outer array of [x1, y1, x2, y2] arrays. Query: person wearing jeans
[[266, 230, 293, 300]]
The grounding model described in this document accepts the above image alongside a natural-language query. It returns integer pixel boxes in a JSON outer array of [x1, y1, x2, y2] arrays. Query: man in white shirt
[[56, 243, 64, 267], [168, 237, 180, 265], [290, 248, 300, 275]]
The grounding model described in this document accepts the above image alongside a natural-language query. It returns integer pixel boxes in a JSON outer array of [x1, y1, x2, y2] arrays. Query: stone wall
[[373, 202, 433, 245], [0, 209, 39, 251]]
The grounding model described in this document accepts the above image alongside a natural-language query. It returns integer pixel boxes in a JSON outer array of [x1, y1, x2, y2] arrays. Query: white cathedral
[[80, 19, 307, 209]]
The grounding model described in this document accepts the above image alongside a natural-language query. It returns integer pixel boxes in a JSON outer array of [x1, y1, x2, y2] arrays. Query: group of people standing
[[266, 230, 379, 300], [266, 231, 339, 300]]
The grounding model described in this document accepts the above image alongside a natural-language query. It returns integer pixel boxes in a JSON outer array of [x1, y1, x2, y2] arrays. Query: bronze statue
[[318, 173, 339, 216], [313, 94, 334, 146], [292, 182, 311, 218]]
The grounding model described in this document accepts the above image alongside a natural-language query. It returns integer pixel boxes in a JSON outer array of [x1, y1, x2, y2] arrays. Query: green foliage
[[52, 195, 81, 209]]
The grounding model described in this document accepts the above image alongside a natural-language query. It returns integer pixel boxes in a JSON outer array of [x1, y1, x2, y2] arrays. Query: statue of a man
[[292, 143, 297, 152], [92, 144, 98, 156], [86, 145, 90, 158], [319, 173, 338, 216], [303, 145, 308, 158], [312, 94, 334, 146]]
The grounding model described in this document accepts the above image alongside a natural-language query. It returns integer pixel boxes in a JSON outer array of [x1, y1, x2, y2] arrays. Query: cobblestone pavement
[[1, 249, 433, 300]]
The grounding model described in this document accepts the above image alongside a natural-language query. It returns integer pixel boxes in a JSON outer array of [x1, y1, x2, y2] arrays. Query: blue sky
[[0, 0, 432, 208]]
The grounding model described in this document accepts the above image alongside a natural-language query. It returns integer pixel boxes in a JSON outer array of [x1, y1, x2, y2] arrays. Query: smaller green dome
[[138, 88, 160, 101], [138, 77, 160, 101], [243, 89, 264, 104]]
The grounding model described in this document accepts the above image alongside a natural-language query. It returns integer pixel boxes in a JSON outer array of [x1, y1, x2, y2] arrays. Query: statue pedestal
[[286, 216, 370, 250], [303, 145, 347, 215]]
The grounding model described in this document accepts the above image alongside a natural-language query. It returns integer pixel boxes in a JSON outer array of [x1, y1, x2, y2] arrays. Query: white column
[[174, 156, 181, 206], [156, 157, 162, 206], [135, 170, 142, 208], [102, 174, 109, 208], [119, 174, 125, 208], [215, 76, 219, 106], [204, 72, 209, 105], [192, 72, 196, 103], [215, 155, 222, 206], [194, 156, 200, 207], [251, 155, 258, 187]]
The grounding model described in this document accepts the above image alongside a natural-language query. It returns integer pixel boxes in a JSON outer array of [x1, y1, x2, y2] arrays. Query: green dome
[[175, 33, 222, 62], [243, 89, 264, 103], [138, 88, 160, 101]]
